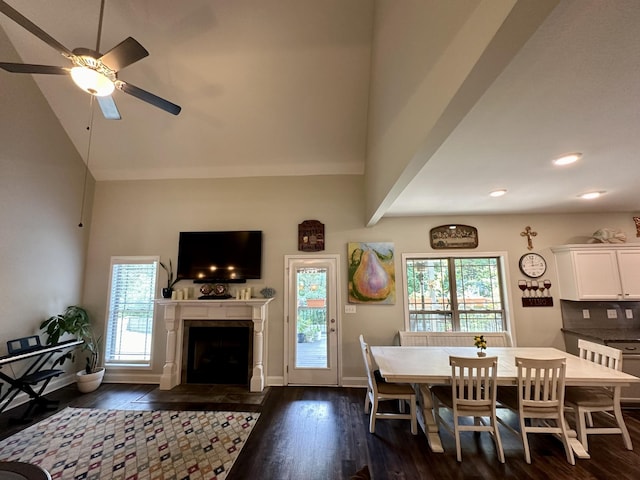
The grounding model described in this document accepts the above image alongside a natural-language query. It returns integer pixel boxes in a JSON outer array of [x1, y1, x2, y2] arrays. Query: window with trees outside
[[402, 253, 508, 332], [104, 256, 159, 367]]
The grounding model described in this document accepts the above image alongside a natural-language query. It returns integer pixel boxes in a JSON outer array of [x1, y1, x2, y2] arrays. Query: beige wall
[[365, 0, 558, 224], [0, 27, 94, 361], [83, 174, 640, 384]]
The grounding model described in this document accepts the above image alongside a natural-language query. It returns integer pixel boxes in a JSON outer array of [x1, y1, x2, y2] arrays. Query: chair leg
[[613, 403, 633, 450], [369, 397, 378, 433], [520, 416, 532, 464], [586, 411, 594, 427], [491, 413, 506, 463], [398, 399, 405, 413], [409, 396, 417, 435], [454, 416, 462, 462], [558, 418, 576, 465], [364, 389, 371, 414]]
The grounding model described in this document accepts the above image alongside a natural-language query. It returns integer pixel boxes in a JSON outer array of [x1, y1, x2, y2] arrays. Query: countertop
[[562, 327, 640, 342]]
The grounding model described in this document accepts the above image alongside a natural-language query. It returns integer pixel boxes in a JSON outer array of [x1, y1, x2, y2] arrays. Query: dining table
[[370, 345, 640, 459]]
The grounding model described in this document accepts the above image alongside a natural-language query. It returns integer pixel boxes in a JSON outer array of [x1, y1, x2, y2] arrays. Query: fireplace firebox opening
[[182, 320, 253, 385]]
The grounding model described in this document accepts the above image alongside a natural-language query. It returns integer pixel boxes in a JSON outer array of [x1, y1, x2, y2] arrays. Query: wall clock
[[519, 253, 547, 278]]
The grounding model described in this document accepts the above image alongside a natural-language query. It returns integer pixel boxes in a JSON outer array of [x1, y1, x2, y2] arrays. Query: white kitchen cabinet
[[551, 244, 640, 301]]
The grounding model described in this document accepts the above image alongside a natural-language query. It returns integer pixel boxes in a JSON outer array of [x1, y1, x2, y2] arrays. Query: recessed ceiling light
[[579, 191, 605, 200], [553, 153, 582, 166], [489, 189, 507, 197]]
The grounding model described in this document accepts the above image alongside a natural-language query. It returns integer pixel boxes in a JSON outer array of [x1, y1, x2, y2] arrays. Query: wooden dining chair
[[564, 339, 632, 452], [430, 355, 505, 463], [358, 335, 417, 435], [497, 357, 575, 465]]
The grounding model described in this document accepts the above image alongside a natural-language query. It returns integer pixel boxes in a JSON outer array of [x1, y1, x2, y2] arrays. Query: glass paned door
[[295, 266, 328, 367], [286, 256, 339, 385]]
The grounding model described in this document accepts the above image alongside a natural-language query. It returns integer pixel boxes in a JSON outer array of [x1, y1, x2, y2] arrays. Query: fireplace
[[182, 321, 253, 385], [158, 298, 271, 392]]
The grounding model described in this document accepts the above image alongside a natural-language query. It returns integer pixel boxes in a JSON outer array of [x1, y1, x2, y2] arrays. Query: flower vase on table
[[474, 335, 487, 357]]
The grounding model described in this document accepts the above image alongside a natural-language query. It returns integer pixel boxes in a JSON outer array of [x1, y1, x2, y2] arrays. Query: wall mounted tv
[[176, 231, 262, 283]]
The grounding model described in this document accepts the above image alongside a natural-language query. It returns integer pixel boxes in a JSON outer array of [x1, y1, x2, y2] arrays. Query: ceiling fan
[[0, 0, 181, 119]]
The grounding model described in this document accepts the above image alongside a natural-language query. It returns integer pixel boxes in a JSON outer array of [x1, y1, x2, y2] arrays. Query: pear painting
[[348, 242, 395, 304]]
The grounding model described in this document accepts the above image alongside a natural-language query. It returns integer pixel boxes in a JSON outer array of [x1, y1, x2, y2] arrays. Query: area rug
[[0, 407, 259, 480]]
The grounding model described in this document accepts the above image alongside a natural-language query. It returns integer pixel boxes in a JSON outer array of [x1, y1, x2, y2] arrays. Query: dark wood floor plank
[[1, 384, 639, 479]]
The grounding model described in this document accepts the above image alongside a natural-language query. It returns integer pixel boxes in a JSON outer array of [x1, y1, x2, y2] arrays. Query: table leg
[[564, 418, 590, 459], [417, 384, 444, 453], [542, 418, 590, 459]]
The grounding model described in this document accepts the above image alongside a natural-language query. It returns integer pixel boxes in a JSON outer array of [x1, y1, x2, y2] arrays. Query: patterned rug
[[0, 407, 259, 480]]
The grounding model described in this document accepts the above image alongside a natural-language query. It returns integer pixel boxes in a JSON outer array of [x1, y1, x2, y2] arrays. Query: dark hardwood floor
[[1, 384, 640, 479]]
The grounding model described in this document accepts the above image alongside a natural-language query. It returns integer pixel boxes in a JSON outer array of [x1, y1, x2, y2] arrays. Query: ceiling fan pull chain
[[78, 97, 97, 228]]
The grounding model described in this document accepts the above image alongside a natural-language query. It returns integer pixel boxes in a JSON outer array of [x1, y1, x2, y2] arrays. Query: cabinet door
[[572, 250, 622, 300], [616, 249, 640, 299]]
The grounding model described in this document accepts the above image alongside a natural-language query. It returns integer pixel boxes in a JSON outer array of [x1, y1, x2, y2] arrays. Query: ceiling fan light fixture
[[579, 191, 605, 200], [553, 152, 582, 166], [70, 66, 114, 96]]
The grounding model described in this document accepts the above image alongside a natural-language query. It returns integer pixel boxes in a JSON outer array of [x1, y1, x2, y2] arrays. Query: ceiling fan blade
[[0, 0, 73, 57], [0, 62, 68, 74], [99, 37, 148, 72], [116, 81, 182, 116], [96, 95, 121, 120]]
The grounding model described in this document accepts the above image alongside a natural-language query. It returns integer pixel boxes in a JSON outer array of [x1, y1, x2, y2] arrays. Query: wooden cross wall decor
[[520, 226, 537, 250]]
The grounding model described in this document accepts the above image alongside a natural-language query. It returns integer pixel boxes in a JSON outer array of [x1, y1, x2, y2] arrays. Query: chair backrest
[[578, 339, 623, 371], [449, 355, 498, 410], [515, 357, 566, 411], [359, 335, 378, 395]]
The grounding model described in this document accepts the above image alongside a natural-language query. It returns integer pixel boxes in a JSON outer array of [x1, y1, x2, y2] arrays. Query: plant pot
[[297, 333, 305, 343], [76, 367, 105, 393], [162, 288, 173, 299], [477, 351, 487, 357]]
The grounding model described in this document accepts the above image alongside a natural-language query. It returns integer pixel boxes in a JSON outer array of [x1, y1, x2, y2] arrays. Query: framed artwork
[[298, 220, 325, 252], [348, 242, 395, 304], [430, 224, 478, 249]]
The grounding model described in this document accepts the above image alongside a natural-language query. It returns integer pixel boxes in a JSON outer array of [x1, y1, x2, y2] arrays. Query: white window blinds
[[105, 256, 159, 366]]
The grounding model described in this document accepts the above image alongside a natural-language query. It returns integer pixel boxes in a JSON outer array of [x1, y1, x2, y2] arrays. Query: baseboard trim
[[342, 377, 367, 388], [1, 372, 76, 412], [266, 376, 284, 386], [103, 372, 161, 384]]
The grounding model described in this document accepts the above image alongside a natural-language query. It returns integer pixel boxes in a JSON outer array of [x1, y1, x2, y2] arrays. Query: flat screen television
[[176, 231, 262, 283]]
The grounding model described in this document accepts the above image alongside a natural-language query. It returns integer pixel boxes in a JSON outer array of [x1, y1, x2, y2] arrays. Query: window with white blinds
[[105, 256, 159, 367]]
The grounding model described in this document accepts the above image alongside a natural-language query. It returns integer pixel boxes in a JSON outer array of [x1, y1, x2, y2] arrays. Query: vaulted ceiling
[[2, 0, 639, 222]]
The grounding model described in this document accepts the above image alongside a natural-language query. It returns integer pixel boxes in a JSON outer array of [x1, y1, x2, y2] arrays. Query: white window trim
[[401, 251, 517, 344], [104, 255, 159, 370]]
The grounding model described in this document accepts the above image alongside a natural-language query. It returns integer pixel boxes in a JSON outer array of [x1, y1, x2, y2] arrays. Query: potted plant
[[40, 305, 104, 393], [160, 259, 180, 298]]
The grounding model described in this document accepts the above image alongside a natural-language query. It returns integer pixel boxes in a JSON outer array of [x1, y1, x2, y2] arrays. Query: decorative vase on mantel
[[162, 288, 173, 299]]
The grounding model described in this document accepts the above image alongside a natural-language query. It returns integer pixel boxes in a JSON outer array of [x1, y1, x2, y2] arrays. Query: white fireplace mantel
[[157, 298, 272, 392]]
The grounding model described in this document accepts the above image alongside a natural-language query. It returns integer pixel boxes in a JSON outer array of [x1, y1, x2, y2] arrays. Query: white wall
[[82, 173, 640, 384], [0, 27, 94, 364]]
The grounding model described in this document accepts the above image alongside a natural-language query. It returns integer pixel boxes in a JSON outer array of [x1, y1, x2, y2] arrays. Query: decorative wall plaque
[[430, 225, 478, 249], [298, 220, 325, 251]]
